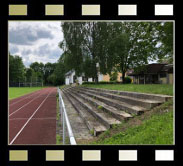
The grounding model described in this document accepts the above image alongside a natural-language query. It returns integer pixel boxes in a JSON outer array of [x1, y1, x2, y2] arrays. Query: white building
[[65, 70, 103, 85]]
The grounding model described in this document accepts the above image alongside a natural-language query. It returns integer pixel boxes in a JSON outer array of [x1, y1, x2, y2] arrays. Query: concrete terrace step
[[62, 86, 72, 91], [83, 87, 173, 102], [69, 88, 132, 121], [65, 89, 121, 129], [61, 91, 94, 141], [77, 87, 162, 109], [73, 88, 146, 115], [63, 90, 107, 136]]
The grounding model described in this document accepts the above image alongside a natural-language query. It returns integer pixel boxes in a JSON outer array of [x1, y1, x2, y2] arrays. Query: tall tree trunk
[[95, 66, 98, 83], [122, 73, 125, 83], [122, 69, 126, 84]]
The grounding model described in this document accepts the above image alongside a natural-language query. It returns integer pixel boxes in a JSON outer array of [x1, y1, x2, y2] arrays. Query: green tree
[[110, 32, 131, 83], [30, 62, 41, 73], [60, 22, 85, 76], [9, 54, 25, 82], [25, 68, 33, 82], [44, 62, 56, 84], [50, 53, 68, 85], [157, 22, 173, 63], [30, 62, 44, 82]]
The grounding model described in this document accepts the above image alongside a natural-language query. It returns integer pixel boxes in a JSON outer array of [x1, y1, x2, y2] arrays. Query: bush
[[82, 81, 122, 85], [82, 82, 96, 85], [98, 81, 119, 84], [98, 81, 109, 84], [124, 77, 132, 84], [109, 72, 118, 82]]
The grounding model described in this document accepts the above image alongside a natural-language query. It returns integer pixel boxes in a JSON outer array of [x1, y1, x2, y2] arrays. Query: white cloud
[[9, 21, 63, 67]]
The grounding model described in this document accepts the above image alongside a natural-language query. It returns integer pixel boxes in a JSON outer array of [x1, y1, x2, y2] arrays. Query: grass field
[[82, 84, 173, 96], [9, 87, 44, 100], [86, 99, 173, 145]]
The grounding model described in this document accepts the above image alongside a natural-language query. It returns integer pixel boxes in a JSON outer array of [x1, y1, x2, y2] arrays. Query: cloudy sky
[[9, 21, 63, 67]]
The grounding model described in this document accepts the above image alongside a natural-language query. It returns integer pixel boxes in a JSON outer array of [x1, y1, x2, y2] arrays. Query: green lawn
[[9, 87, 44, 100], [89, 99, 173, 145], [82, 84, 173, 96]]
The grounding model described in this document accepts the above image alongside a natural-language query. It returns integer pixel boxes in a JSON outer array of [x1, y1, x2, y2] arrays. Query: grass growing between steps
[[87, 99, 173, 145], [82, 84, 173, 96], [60, 85, 70, 90]]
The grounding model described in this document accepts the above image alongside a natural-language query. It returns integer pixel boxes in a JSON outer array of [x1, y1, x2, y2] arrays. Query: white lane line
[[10, 89, 42, 106], [9, 117, 56, 120], [9, 88, 54, 145], [9, 89, 49, 117]]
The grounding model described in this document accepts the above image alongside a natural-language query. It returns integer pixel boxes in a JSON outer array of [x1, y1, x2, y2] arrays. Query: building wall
[[117, 73, 122, 82], [169, 73, 173, 84], [65, 77, 70, 85], [159, 73, 173, 84], [98, 73, 103, 82], [88, 78, 93, 82], [77, 76, 82, 85], [102, 72, 123, 82], [159, 77, 167, 84], [102, 74, 110, 81]]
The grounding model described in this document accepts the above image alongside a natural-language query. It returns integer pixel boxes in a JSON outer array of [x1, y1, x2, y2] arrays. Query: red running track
[[9, 87, 57, 145]]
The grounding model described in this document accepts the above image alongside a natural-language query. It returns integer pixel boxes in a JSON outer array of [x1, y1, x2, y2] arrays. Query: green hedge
[[82, 81, 121, 85], [124, 77, 132, 84]]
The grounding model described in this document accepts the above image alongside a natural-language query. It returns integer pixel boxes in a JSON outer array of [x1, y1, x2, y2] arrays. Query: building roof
[[65, 70, 75, 76], [161, 64, 173, 73], [129, 63, 173, 76]]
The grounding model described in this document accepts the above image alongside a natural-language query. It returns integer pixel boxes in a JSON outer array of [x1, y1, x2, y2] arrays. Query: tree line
[[9, 22, 173, 86], [9, 54, 57, 85]]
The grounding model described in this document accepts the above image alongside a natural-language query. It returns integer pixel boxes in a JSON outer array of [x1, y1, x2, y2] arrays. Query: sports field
[[9, 87, 44, 99], [9, 87, 57, 145]]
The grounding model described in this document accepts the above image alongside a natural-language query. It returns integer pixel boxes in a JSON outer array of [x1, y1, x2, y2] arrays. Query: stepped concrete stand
[[61, 86, 172, 137]]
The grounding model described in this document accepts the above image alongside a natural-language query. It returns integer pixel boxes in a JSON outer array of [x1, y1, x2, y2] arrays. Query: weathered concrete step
[[63, 90, 107, 136], [61, 91, 94, 141], [65, 89, 121, 129], [62, 86, 72, 91], [83, 87, 173, 102], [77, 87, 162, 109], [69, 88, 132, 121], [73, 89, 146, 115]]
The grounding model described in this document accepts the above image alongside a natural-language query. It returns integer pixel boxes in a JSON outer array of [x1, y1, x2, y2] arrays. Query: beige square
[[155, 5, 173, 16], [82, 150, 101, 161], [82, 5, 100, 16], [45, 5, 64, 15], [119, 150, 137, 161], [118, 5, 137, 15], [9, 5, 27, 16], [46, 150, 64, 161], [9, 150, 28, 161]]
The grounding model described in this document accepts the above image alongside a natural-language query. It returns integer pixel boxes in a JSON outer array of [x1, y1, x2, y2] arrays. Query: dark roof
[[161, 64, 173, 73], [129, 63, 173, 76]]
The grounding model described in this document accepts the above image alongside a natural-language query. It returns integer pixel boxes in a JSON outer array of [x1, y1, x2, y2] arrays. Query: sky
[[9, 21, 63, 67]]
